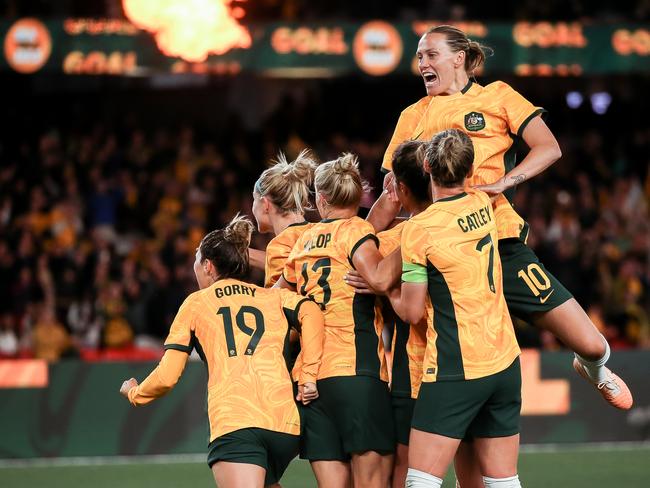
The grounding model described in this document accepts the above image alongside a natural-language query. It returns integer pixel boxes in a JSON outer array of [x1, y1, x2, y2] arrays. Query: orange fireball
[[123, 0, 251, 62]]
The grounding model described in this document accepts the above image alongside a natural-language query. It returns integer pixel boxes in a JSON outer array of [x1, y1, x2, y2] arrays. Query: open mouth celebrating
[[422, 72, 437, 86]]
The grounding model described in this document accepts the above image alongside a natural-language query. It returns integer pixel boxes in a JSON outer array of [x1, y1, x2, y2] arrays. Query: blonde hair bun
[[255, 149, 318, 215], [314, 153, 371, 208]]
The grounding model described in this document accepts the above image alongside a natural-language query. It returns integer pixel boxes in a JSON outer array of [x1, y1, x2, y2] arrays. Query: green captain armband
[[402, 261, 427, 283]]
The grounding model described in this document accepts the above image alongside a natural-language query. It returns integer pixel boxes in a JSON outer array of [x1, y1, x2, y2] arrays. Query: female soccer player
[[379, 25, 632, 411], [119, 216, 324, 488], [361, 140, 430, 488], [387, 129, 522, 488], [250, 150, 316, 287], [249, 150, 319, 385], [276, 154, 398, 488]]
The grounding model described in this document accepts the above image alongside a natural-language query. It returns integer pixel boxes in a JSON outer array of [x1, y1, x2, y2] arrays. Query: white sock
[[575, 335, 610, 383], [406, 468, 443, 487], [483, 474, 522, 487]]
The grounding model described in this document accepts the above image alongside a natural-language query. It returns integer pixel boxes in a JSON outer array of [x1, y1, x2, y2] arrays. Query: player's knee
[[406, 468, 443, 487], [482, 474, 521, 487], [577, 333, 608, 361], [588, 335, 607, 359]]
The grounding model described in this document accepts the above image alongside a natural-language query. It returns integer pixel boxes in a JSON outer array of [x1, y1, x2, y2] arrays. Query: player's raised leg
[[500, 239, 633, 410], [534, 300, 632, 410]]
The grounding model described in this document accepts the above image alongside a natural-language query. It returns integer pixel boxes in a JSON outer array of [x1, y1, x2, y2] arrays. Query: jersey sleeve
[[127, 349, 189, 406], [345, 219, 379, 263], [377, 222, 404, 257], [163, 294, 197, 354], [280, 290, 324, 384], [280, 289, 312, 329], [382, 98, 429, 172], [496, 81, 546, 137], [400, 221, 430, 283]]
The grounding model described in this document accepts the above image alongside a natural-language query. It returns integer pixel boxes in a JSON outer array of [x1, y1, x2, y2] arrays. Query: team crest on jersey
[[464, 111, 485, 131]]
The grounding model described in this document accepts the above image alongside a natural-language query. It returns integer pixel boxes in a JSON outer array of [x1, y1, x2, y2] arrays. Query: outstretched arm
[[475, 116, 561, 195], [120, 349, 189, 406]]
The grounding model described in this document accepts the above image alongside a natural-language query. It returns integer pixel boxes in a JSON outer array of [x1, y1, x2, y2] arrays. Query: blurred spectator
[[32, 305, 76, 362]]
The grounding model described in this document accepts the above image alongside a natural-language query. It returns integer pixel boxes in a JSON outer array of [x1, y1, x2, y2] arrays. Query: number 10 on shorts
[[517, 263, 551, 297]]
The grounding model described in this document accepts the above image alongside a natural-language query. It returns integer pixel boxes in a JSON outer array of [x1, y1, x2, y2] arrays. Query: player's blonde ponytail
[[314, 153, 370, 208], [199, 214, 254, 280], [254, 149, 317, 216], [425, 25, 493, 75], [424, 129, 474, 188]]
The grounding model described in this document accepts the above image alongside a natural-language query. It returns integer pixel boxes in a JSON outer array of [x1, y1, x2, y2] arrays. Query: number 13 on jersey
[[300, 258, 332, 310]]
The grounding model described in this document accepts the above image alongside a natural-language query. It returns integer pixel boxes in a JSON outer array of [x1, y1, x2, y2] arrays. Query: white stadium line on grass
[[0, 453, 206, 468], [1, 441, 650, 469]]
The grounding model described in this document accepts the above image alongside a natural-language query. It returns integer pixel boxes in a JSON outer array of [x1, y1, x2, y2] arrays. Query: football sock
[[406, 468, 443, 487], [483, 474, 522, 487], [575, 334, 610, 383]]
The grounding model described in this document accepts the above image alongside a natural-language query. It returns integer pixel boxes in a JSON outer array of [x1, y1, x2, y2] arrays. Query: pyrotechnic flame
[[123, 0, 251, 62]]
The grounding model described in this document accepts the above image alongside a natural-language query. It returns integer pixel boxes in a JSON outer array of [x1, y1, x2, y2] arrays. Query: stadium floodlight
[[566, 91, 583, 109], [590, 91, 612, 115]]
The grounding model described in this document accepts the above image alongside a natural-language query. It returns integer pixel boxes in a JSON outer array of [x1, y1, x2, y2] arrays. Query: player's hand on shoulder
[[119, 378, 138, 398], [345, 270, 376, 294]]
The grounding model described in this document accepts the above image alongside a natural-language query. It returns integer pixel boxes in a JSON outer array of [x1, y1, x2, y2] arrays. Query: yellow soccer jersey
[[378, 222, 427, 399], [164, 278, 311, 441], [401, 188, 520, 382], [265, 221, 313, 287], [284, 217, 388, 381], [382, 95, 432, 173], [382, 81, 544, 241], [377, 221, 405, 257]]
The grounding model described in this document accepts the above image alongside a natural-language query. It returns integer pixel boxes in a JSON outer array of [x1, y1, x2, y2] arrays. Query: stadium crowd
[[0, 80, 648, 361]]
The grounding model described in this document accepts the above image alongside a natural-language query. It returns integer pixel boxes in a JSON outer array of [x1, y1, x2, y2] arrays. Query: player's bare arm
[[248, 248, 266, 270], [366, 188, 402, 233], [346, 248, 401, 295], [351, 244, 401, 294], [474, 116, 561, 196], [386, 281, 427, 325]]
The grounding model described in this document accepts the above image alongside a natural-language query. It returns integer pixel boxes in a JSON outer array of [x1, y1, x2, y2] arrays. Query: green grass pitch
[[2, 447, 649, 487]]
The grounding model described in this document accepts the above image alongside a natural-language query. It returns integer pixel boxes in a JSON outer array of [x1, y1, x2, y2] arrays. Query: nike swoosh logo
[[540, 289, 555, 304]]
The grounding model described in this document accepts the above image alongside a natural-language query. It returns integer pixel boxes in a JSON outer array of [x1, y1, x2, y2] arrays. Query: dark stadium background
[[0, 1, 648, 487]]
